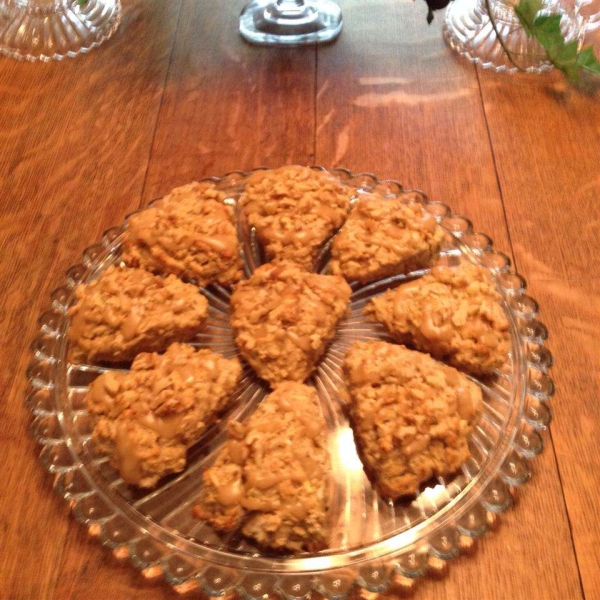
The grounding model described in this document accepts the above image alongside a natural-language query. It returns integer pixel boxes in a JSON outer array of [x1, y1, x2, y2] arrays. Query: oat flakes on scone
[[230, 261, 351, 387], [121, 182, 243, 286], [330, 193, 445, 283], [193, 382, 330, 553], [239, 166, 353, 269], [87, 343, 241, 488], [366, 262, 510, 375], [343, 341, 482, 500], [68, 266, 208, 364]]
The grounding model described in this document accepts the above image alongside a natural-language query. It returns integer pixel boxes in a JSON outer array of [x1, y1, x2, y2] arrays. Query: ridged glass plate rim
[[27, 166, 553, 592]]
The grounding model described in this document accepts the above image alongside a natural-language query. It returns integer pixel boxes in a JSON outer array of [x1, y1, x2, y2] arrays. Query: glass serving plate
[[27, 168, 554, 597]]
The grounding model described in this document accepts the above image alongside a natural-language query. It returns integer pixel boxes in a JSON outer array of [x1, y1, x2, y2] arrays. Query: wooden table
[[1, 1, 599, 598]]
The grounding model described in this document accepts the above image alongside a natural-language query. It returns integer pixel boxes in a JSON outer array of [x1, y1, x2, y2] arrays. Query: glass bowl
[[27, 167, 554, 597], [0, 0, 122, 63]]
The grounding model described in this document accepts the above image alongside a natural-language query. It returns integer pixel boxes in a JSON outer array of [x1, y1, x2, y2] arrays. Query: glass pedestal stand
[[240, 0, 342, 46]]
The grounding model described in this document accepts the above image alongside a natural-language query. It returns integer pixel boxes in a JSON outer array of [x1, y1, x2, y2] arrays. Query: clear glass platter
[[26, 167, 554, 597]]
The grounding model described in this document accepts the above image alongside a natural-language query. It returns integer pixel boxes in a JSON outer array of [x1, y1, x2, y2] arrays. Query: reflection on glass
[[0, 0, 121, 62], [333, 427, 364, 473], [239, 0, 342, 46]]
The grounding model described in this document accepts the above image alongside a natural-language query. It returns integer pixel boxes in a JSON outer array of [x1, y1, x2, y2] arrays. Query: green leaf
[[553, 39, 577, 64], [577, 46, 600, 75], [501, 0, 600, 83], [515, 0, 544, 36], [531, 14, 563, 53], [551, 42, 579, 79]]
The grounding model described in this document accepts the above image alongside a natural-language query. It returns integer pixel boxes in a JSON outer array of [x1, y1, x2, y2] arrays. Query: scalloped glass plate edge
[[26, 166, 554, 598]]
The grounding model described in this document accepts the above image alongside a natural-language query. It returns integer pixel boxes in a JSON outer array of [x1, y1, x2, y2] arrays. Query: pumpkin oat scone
[[87, 343, 241, 488], [68, 266, 208, 364], [366, 263, 510, 375], [343, 341, 482, 500], [330, 193, 445, 283], [193, 382, 330, 553], [122, 182, 243, 287], [239, 166, 352, 269], [230, 261, 351, 387]]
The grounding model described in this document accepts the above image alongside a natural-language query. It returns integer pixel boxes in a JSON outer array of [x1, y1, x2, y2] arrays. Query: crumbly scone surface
[[239, 166, 352, 269], [230, 261, 351, 386], [343, 341, 482, 499], [193, 382, 330, 552], [330, 193, 445, 283], [68, 266, 209, 364], [122, 182, 243, 286], [87, 343, 241, 488], [366, 263, 510, 375]]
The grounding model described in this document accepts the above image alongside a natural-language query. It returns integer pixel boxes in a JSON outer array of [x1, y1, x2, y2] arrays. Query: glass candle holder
[[443, 0, 583, 73], [0, 0, 122, 62], [239, 0, 342, 46]]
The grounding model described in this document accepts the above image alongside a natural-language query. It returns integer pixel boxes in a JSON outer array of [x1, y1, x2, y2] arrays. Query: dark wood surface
[[1, 1, 598, 598]]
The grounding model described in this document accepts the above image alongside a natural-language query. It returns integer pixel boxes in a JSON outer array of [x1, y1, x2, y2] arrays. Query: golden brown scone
[[87, 343, 242, 488], [239, 166, 353, 269], [68, 266, 208, 364], [193, 382, 330, 553], [122, 182, 243, 286], [230, 262, 351, 387], [330, 193, 445, 283], [343, 341, 482, 500], [366, 263, 510, 375]]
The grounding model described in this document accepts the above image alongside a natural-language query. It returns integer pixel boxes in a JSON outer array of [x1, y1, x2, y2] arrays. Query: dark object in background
[[424, 0, 453, 23]]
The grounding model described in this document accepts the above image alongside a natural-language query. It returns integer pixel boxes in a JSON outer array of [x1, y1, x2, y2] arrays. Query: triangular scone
[[230, 262, 351, 387], [87, 343, 242, 488], [330, 194, 445, 283], [239, 166, 352, 269], [68, 266, 208, 364], [193, 382, 330, 552], [343, 341, 482, 500], [366, 263, 510, 375], [122, 182, 243, 287]]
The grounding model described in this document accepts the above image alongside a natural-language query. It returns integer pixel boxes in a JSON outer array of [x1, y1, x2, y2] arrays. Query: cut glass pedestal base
[[443, 0, 581, 73], [0, 0, 122, 62], [240, 0, 342, 46]]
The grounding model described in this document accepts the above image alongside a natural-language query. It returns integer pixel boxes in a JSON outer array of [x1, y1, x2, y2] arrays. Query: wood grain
[[143, 0, 317, 200], [0, 0, 596, 598], [0, 2, 182, 598], [478, 67, 600, 600], [316, 1, 509, 243]]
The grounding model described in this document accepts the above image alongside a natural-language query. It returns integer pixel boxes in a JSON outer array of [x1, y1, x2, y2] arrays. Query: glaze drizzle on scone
[[68, 266, 208, 364], [239, 166, 352, 269], [366, 263, 510, 375], [87, 343, 241, 488], [193, 382, 330, 552], [330, 193, 445, 283], [122, 182, 243, 286], [343, 341, 482, 500], [230, 261, 351, 387]]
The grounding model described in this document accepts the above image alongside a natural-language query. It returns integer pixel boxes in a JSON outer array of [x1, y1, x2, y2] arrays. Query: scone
[[87, 343, 242, 487], [330, 193, 445, 283], [68, 266, 208, 364], [343, 341, 482, 500], [239, 166, 352, 269], [366, 263, 510, 375], [230, 262, 351, 386], [193, 382, 330, 552], [122, 182, 243, 287]]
